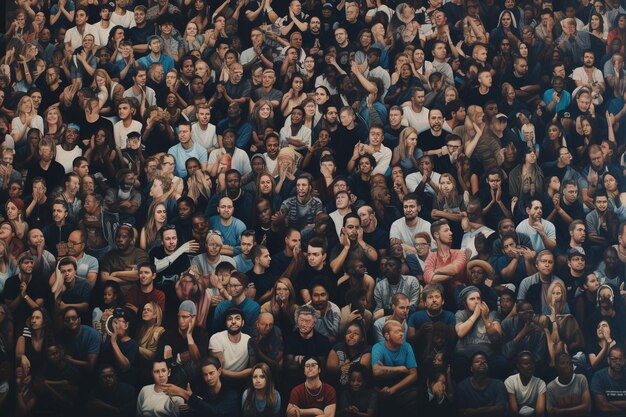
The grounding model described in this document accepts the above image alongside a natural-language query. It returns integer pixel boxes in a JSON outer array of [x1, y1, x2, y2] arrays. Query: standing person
[[287, 356, 337, 417], [241, 363, 281, 417]]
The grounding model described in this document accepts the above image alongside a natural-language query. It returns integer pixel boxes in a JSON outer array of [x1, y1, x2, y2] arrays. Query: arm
[[548, 388, 591, 416], [64, 352, 97, 371], [594, 394, 626, 415]]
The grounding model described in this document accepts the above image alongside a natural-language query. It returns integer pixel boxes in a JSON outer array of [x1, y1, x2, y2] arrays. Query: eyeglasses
[[64, 316, 79, 322], [227, 283, 243, 289], [304, 363, 319, 369], [67, 240, 84, 247]]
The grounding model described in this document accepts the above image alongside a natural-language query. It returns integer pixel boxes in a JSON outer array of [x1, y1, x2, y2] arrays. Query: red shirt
[[125, 286, 166, 312], [289, 382, 336, 410]]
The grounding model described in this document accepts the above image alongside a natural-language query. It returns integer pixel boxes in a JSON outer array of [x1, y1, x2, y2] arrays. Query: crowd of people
[[2, 0, 626, 416]]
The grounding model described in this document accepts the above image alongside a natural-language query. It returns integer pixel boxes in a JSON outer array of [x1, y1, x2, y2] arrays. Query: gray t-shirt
[[546, 374, 589, 411], [455, 310, 499, 357]]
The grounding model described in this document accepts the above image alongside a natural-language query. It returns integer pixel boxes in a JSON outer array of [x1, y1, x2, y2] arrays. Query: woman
[[348, 154, 376, 204], [14, 41, 40, 93], [0, 242, 17, 295], [140, 202, 167, 251], [490, 10, 521, 49], [90, 69, 115, 113], [84, 127, 119, 182], [432, 174, 464, 223], [327, 321, 372, 388], [43, 106, 66, 143], [392, 127, 422, 173], [571, 114, 598, 164], [255, 173, 282, 212], [136, 361, 184, 416], [150, 174, 178, 220], [607, 14, 626, 54], [188, 0, 212, 32], [602, 172, 626, 221], [250, 100, 275, 152], [540, 123, 567, 165], [182, 21, 206, 54], [504, 352, 546, 417], [107, 26, 126, 63], [585, 12, 607, 43], [136, 302, 165, 362], [11, 95, 44, 144], [261, 278, 298, 336], [273, 147, 301, 199], [281, 74, 308, 117], [454, 286, 503, 378], [587, 319, 616, 370], [456, 154, 479, 196], [385, 63, 421, 106], [242, 363, 281, 417], [92, 281, 125, 343], [444, 86, 459, 105], [509, 148, 544, 200], [5, 198, 28, 240], [410, 47, 433, 87], [491, 38, 514, 75], [15, 308, 54, 377], [186, 170, 212, 213]]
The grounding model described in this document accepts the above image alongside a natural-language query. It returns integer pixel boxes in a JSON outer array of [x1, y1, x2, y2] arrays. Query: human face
[[152, 362, 169, 386], [256, 200, 271, 224], [138, 265, 155, 287], [297, 313, 315, 335], [595, 196, 608, 213], [604, 174, 618, 192], [258, 175, 272, 195], [469, 266, 487, 286], [31, 310, 44, 330], [64, 310, 81, 331], [439, 175, 453, 194], [227, 277, 244, 297], [226, 313, 243, 334], [465, 291, 481, 312], [311, 285, 329, 310], [150, 179, 164, 199], [425, 290, 443, 313], [202, 364, 221, 386], [537, 253, 554, 276], [102, 286, 117, 306], [296, 179, 310, 199], [403, 199, 419, 221], [394, 299, 410, 320], [306, 245, 326, 269], [115, 228, 131, 251], [526, 201, 543, 221], [386, 323, 404, 346], [252, 368, 268, 390], [429, 110, 444, 131], [609, 349, 626, 373], [52, 204, 67, 223], [218, 198, 234, 220], [518, 355, 535, 378], [414, 236, 430, 257], [258, 103, 271, 119]]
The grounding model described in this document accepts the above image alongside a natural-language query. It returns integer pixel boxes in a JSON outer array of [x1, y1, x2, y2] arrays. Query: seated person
[[136, 361, 184, 417], [85, 365, 137, 417], [591, 345, 626, 417], [504, 352, 546, 417], [338, 364, 377, 417], [209, 307, 252, 384], [212, 272, 261, 335], [100, 224, 149, 292], [407, 284, 456, 346], [546, 352, 592, 417], [287, 356, 337, 417], [456, 351, 508, 416], [373, 293, 410, 343]]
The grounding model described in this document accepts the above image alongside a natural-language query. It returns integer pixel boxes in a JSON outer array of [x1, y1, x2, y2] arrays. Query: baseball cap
[[179, 300, 197, 315], [495, 113, 508, 121], [568, 246, 586, 259]]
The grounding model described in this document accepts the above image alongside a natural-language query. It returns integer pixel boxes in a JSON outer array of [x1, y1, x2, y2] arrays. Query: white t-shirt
[[136, 384, 183, 417], [93, 21, 113, 47], [402, 105, 430, 133], [55, 144, 83, 173], [113, 119, 143, 149], [191, 122, 218, 150], [110, 11, 136, 28], [208, 148, 252, 176], [11, 115, 44, 141], [208, 330, 251, 372], [389, 217, 433, 248], [405, 171, 441, 195], [504, 374, 546, 414], [64, 24, 101, 51]]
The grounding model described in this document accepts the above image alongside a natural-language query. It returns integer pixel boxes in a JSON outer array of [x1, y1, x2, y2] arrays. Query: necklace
[[305, 382, 323, 398]]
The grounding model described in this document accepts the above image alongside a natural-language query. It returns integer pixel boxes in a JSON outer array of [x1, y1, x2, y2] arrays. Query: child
[[338, 364, 377, 417]]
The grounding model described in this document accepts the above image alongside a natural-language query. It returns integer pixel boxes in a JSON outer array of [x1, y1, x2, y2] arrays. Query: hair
[[295, 304, 318, 321], [431, 219, 449, 237], [546, 280, 568, 315], [422, 283, 444, 301], [398, 126, 418, 160], [143, 202, 167, 246], [27, 307, 55, 349], [243, 363, 278, 414], [269, 277, 297, 319], [186, 169, 212, 204]]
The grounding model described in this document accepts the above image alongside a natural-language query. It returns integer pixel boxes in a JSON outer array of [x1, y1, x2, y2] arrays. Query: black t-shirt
[[25, 197, 53, 231], [246, 269, 276, 302], [285, 330, 332, 358], [24, 160, 66, 193], [2, 275, 48, 327], [418, 129, 446, 155], [81, 117, 114, 144], [158, 327, 209, 361]]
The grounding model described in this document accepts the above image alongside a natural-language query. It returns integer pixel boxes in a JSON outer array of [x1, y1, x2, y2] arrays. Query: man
[[24, 138, 65, 193], [373, 257, 421, 319], [516, 198, 557, 252], [287, 356, 336, 417], [251, 69, 283, 110], [280, 106, 312, 153], [137, 35, 174, 74], [159, 300, 209, 384], [424, 219, 467, 307], [209, 308, 252, 383], [32, 344, 81, 415], [208, 197, 247, 256], [233, 230, 255, 273], [124, 262, 165, 314], [93, 2, 114, 46], [546, 352, 592, 416], [206, 168, 254, 224], [113, 98, 143, 150], [328, 190, 354, 239], [25, 177, 53, 230], [550, 182, 586, 248], [162, 356, 239, 417], [417, 108, 447, 159], [85, 365, 136, 417], [347, 125, 391, 175], [466, 69, 497, 108], [305, 279, 340, 344], [330, 214, 378, 274], [557, 18, 591, 66], [56, 127, 83, 174], [501, 300, 549, 373], [24, 228, 56, 278], [100, 224, 149, 291], [279, 175, 323, 233], [3, 253, 46, 326], [502, 56, 541, 105], [248, 312, 284, 372], [246, 244, 275, 304], [456, 352, 508, 417], [192, 231, 236, 276], [123, 67, 156, 116], [214, 85, 253, 149], [213, 272, 260, 335], [407, 283, 455, 343], [54, 257, 92, 319], [285, 305, 332, 372], [518, 250, 564, 313], [402, 87, 429, 133], [168, 121, 208, 178], [389, 194, 432, 255], [591, 345, 626, 416], [431, 40, 454, 86], [373, 293, 411, 343], [191, 103, 218, 153], [64, 230, 98, 285], [149, 225, 195, 292], [99, 307, 138, 382], [240, 28, 273, 73], [493, 232, 536, 288], [372, 320, 418, 417], [42, 200, 75, 257], [104, 170, 142, 224], [357, 205, 389, 257], [64, 6, 100, 52], [572, 49, 605, 106], [479, 169, 512, 230], [59, 306, 100, 372]]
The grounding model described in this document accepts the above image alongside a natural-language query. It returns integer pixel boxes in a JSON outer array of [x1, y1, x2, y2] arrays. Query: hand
[[341, 231, 350, 248], [531, 221, 544, 234], [479, 301, 490, 322], [20, 355, 31, 376], [20, 282, 28, 297], [607, 110, 615, 126], [347, 310, 363, 323], [271, 210, 285, 225], [187, 316, 195, 336], [187, 240, 201, 253], [495, 185, 502, 202], [357, 225, 364, 243]]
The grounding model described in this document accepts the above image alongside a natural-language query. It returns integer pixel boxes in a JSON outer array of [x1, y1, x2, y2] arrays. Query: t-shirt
[[591, 367, 626, 416], [371, 341, 417, 370], [59, 325, 101, 362], [209, 330, 251, 371], [454, 310, 500, 357], [504, 374, 546, 412], [456, 377, 507, 411], [136, 384, 183, 417], [546, 374, 589, 412], [408, 310, 456, 331], [288, 383, 336, 410], [285, 330, 332, 358], [168, 142, 209, 178]]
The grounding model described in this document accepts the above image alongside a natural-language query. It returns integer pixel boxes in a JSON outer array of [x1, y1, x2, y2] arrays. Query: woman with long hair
[[392, 127, 422, 173], [15, 307, 54, 377], [410, 47, 433, 87], [107, 26, 126, 63], [182, 21, 207, 54], [587, 319, 616, 370], [43, 106, 66, 143], [11, 95, 44, 144], [327, 321, 371, 389], [572, 114, 598, 163], [90, 69, 114, 113], [188, 0, 212, 32], [136, 302, 165, 361], [84, 127, 119, 182], [385, 63, 422, 106], [509, 148, 544, 200], [0, 242, 17, 295], [540, 122, 567, 164], [255, 173, 282, 212], [585, 12, 607, 43], [13, 40, 40, 92], [186, 170, 212, 212], [0, 303, 14, 362], [281, 73, 308, 117], [455, 154, 479, 196], [261, 277, 298, 336], [349, 154, 376, 204], [490, 10, 521, 49], [140, 202, 167, 251], [250, 100, 275, 152], [607, 14, 626, 54], [5, 198, 28, 240], [432, 174, 464, 223], [242, 363, 281, 417]]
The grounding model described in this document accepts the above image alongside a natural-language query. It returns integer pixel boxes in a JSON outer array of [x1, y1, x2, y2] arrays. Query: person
[[504, 352, 546, 417], [407, 284, 456, 345], [546, 352, 592, 417], [287, 356, 337, 417], [162, 356, 240, 417], [338, 363, 377, 417], [99, 307, 138, 383], [456, 352, 508, 416], [136, 360, 184, 417], [241, 362, 281, 417], [209, 307, 252, 383], [327, 320, 371, 389], [85, 365, 137, 417], [100, 224, 149, 291], [373, 256, 421, 317], [124, 262, 165, 315], [136, 301, 165, 363], [591, 345, 626, 417], [371, 320, 418, 417], [212, 272, 261, 335], [58, 306, 101, 372]]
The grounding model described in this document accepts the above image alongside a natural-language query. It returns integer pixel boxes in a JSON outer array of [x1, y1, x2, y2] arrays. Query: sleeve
[[590, 372, 605, 395], [408, 279, 421, 309], [495, 381, 508, 407], [545, 383, 556, 410], [404, 344, 417, 369], [517, 277, 530, 301], [88, 329, 101, 354], [371, 343, 383, 365], [373, 283, 384, 313], [423, 252, 437, 284], [198, 148, 208, 163], [504, 376, 515, 394]]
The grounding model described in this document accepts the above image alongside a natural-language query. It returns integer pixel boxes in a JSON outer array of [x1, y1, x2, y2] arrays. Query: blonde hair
[[187, 170, 212, 203], [398, 126, 418, 160], [17, 95, 37, 118]]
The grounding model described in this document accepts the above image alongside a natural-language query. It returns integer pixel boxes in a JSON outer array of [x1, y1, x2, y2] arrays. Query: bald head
[[257, 312, 274, 336]]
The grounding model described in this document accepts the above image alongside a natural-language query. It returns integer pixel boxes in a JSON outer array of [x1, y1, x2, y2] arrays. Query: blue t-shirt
[[61, 325, 101, 361], [457, 377, 507, 410], [408, 310, 456, 330], [207, 215, 247, 255], [371, 341, 417, 369], [167, 142, 208, 178], [591, 367, 626, 417]]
